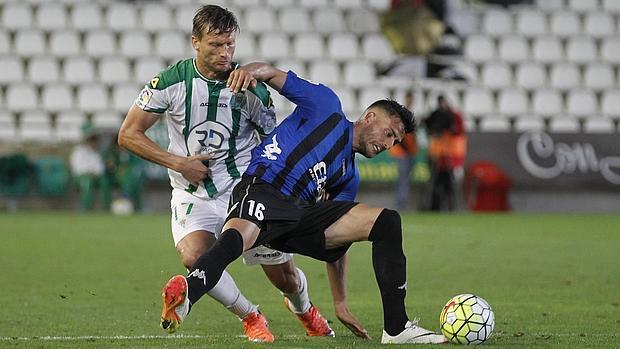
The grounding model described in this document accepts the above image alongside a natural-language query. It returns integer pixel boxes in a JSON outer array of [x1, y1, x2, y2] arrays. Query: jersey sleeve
[[280, 71, 340, 112], [247, 83, 277, 137], [134, 75, 170, 115], [330, 168, 359, 202]]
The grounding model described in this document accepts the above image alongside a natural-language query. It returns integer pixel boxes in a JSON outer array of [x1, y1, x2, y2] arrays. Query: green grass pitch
[[1, 212, 619, 348]]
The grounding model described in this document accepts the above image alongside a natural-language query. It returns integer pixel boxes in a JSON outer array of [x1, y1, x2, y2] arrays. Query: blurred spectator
[[423, 95, 466, 211], [69, 123, 112, 211], [389, 91, 418, 210], [104, 139, 147, 212]]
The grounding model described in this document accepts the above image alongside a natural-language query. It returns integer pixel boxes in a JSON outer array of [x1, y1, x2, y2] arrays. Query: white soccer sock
[[283, 267, 311, 314], [204, 270, 257, 319]]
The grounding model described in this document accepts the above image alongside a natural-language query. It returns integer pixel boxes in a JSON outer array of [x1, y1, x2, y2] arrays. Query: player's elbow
[[117, 125, 132, 149]]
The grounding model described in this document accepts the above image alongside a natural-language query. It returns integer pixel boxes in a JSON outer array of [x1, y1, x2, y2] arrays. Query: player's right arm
[[118, 105, 212, 184]]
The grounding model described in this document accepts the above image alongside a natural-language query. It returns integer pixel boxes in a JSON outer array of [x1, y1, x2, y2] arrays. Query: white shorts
[[170, 188, 292, 265]]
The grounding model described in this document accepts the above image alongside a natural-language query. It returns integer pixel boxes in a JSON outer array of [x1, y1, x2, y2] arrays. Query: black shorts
[[227, 175, 358, 262]]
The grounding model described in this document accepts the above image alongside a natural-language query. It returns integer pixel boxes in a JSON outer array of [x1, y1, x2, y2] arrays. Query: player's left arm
[[326, 254, 371, 339]]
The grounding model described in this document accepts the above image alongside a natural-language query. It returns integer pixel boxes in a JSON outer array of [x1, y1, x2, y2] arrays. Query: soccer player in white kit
[[117, 5, 353, 342]]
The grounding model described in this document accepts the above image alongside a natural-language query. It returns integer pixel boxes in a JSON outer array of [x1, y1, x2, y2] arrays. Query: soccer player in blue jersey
[[160, 62, 447, 344]]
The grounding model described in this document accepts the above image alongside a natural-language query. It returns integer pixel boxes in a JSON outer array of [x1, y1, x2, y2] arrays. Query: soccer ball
[[111, 198, 134, 216], [439, 294, 495, 345]]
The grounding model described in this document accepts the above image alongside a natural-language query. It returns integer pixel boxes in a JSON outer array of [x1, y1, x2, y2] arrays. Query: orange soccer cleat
[[285, 297, 335, 337], [160, 275, 190, 333], [242, 311, 275, 342]]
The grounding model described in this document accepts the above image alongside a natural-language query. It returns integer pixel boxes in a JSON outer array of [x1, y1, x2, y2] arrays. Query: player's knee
[[368, 209, 402, 243], [178, 245, 209, 269]]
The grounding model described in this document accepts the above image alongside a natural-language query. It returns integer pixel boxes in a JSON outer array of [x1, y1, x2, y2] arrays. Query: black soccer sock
[[186, 228, 244, 305], [368, 209, 409, 336]]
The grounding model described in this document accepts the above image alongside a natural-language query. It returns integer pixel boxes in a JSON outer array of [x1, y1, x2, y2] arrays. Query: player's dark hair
[[368, 99, 416, 134], [192, 5, 239, 39]]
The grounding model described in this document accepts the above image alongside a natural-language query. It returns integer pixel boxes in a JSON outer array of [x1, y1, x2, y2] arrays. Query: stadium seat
[[367, 0, 391, 11], [279, 8, 311, 33], [141, 4, 173, 32], [452, 61, 479, 84], [343, 61, 375, 88], [2, 3, 33, 30], [264, 0, 296, 7], [333, 0, 363, 9], [312, 8, 345, 33], [566, 89, 597, 118], [584, 118, 616, 133], [600, 37, 620, 65], [532, 89, 563, 117], [327, 33, 360, 61], [98, 57, 131, 85], [105, 3, 138, 32], [0, 56, 25, 84], [583, 12, 615, 38], [548, 117, 580, 133], [70, 3, 103, 30], [516, 62, 547, 90], [347, 9, 380, 34], [479, 117, 511, 132], [83, 30, 117, 58], [63, 57, 95, 84], [481, 10, 512, 37], [464, 35, 495, 62], [498, 89, 529, 117], [308, 61, 341, 87], [276, 59, 307, 78], [0, 31, 9, 55], [481, 62, 512, 89], [535, 0, 564, 11], [515, 10, 547, 37], [14, 29, 46, 56], [41, 84, 74, 112], [602, 0, 620, 12], [92, 111, 123, 130], [514, 115, 545, 132], [119, 31, 152, 59], [154, 30, 190, 61], [293, 33, 325, 60], [133, 57, 166, 84], [174, 6, 197, 32], [550, 11, 581, 37], [258, 33, 290, 61], [601, 90, 620, 118], [234, 33, 257, 62], [19, 110, 54, 142], [0, 111, 17, 142], [358, 87, 390, 112], [583, 64, 615, 90], [566, 37, 597, 64], [27, 57, 60, 84], [56, 110, 87, 127], [361, 34, 396, 63], [268, 86, 294, 118], [112, 83, 142, 113], [76, 84, 109, 113], [463, 88, 494, 117], [244, 7, 277, 32], [330, 86, 356, 115], [567, 0, 599, 12], [532, 36, 563, 64], [498, 35, 529, 63], [36, 3, 68, 31], [299, 0, 329, 9], [6, 83, 38, 112], [549, 63, 580, 90], [49, 30, 81, 57]]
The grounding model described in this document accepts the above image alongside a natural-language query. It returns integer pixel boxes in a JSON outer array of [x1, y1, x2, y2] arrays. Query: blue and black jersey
[[246, 71, 359, 203]]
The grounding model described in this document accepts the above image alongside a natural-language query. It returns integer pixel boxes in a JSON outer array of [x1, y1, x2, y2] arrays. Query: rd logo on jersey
[[261, 134, 282, 160], [186, 120, 232, 160]]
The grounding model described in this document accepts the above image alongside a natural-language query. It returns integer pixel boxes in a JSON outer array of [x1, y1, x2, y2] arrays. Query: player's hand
[[177, 153, 213, 184], [335, 304, 371, 339], [227, 68, 257, 93]]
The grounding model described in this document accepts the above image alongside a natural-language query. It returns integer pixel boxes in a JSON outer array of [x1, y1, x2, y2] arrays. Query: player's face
[[192, 28, 236, 78], [357, 111, 405, 158]]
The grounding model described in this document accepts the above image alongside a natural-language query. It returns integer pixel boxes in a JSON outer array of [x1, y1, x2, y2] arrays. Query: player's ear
[[191, 36, 199, 51], [364, 111, 376, 124]]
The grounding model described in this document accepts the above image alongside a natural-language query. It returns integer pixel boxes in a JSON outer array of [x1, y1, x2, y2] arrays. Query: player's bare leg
[[325, 205, 447, 344], [262, 262, 334, 337]]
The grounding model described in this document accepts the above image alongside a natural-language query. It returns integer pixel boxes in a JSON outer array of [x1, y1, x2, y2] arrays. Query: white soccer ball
[[111, 198, 134, 216], [440, 294, 495, 345]]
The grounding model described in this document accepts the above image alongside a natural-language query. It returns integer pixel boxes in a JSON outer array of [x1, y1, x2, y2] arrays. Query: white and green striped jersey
[[134, 58, 277, 199]]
